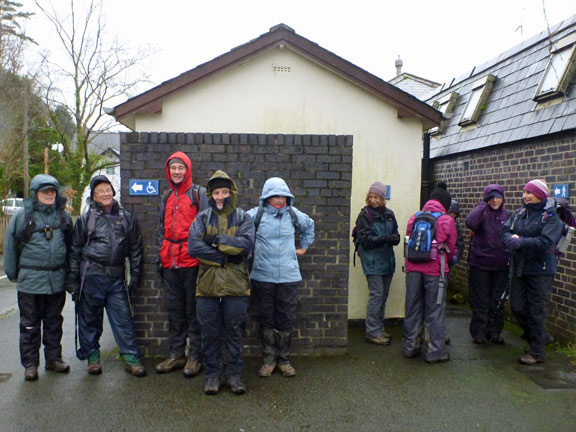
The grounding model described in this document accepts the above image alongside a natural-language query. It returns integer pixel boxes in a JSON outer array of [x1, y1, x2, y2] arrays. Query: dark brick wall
[[119, 132, 353, 357], [432, 131, 576, 343]]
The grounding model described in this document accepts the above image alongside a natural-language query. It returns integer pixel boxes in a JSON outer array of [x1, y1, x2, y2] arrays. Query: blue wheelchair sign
[[130, 180, 159, 196], [552, 184, 569, 199]]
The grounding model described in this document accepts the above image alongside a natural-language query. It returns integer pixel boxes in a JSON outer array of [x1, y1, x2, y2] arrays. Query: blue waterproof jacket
[[247, 177, 315, 283]]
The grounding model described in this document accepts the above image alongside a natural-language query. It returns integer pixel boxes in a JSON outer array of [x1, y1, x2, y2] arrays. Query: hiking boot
[[425, 353, 450, 364], [488, 334, 505, 344], [155, 356, 187, 374], [403, 349, 420, 359], [472, 335, 488, 345], [365, 335, 391, 346], [278, 362, 296, 377], [88, 362, 102, 375], [125, 363, 147, 377], [204, 376, 220, 395], [45, 359, 70, 373], [24, 366, 38, 381], [258, 362, 276, 377], [519, 353, 545, 365], [226, 376, 246, 395], [381, 330, 391, 339], [183, 359, 202, 378]]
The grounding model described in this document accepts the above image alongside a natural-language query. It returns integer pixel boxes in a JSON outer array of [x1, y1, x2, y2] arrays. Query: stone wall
[[119, 132, 353, 356], [432, 131, 576, 343]]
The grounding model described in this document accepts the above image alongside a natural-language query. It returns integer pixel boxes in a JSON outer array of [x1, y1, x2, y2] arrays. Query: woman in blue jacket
[[248, 177, 315, 378], [353, 182, 400, 346]]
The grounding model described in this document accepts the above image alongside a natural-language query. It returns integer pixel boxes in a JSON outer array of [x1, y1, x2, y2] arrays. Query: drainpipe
[[420, 132, 431, 208]]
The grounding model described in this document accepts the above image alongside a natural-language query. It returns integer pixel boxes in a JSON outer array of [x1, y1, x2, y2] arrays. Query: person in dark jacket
[[501, 179, 563, 365], [448, 200, 465, 267], [3, 174, 73, 381], [155, 152, 208, 377], [247, 177, 315, 378], [353, 181, 400, 346], [403, 183, 457, 363], [466, 184, 510, 345], [188, 170, 254, 395], [67, 175, 145, 377]]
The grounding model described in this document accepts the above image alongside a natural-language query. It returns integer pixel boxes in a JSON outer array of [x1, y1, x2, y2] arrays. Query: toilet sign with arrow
[[552, 184, 569, 199], [130, 179, 159, 196]]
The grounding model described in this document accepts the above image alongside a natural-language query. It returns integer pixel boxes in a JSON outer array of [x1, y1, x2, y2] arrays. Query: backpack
[[160, 184, 201, 213], [351, 207, 373, 267], [253, 205, 299, 233], [406, 211, 443, 262]]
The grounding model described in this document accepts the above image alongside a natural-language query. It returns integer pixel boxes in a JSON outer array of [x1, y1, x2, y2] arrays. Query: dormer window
[[533, 34, 576, 102], [458, 75, 496, 127], [430, 92, 459, 135]]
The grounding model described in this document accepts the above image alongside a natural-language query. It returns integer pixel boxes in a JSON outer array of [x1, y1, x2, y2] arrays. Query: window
[[458, 75, 496, 127], [430, 92, 459, 135], [106, 166, 115, 175], [533, 34, 576, 102]]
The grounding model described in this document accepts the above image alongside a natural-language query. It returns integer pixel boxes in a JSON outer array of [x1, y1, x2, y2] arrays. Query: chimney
[[395, 56, 403, 76]]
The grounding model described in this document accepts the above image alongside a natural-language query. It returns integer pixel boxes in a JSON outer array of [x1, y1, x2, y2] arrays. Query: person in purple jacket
[[465, 184, 511, 345]]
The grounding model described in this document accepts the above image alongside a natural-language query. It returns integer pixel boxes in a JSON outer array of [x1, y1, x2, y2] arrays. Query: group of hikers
[[4, 149, 573, 395], [354, 178, 572, 367], [3, 151, 315, 396]]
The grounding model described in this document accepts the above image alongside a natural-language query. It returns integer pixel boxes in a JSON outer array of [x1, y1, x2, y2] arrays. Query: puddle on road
[[520, 364, 576, 389]]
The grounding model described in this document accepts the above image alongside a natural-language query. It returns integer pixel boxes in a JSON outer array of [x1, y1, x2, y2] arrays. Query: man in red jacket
[[156, 152, 208, 376]]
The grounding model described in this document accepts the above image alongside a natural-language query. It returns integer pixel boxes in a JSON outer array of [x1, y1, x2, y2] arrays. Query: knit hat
[[429, 181, 452, 213], [368, 181, 387, 200], [168, 157, 185, 167], [448, 200, 460, 215], [208, 177, 232, 192], [524, 179, 549, 201], [90, 175, 116, 199]]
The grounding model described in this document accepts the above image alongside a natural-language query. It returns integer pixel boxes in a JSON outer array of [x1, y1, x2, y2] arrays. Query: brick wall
[[119, 132, 353, 356], [432, 131, 576, 343]]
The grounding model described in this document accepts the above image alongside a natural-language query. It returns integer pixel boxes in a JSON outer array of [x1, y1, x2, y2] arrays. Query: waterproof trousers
[[196, 296, 249, 378], [76, 275, 140, 360], [403, 271, 447, 361], [251, 280, 298, 331], [18, 291, 66, 368], [365, 274, 393, 339], [468, 266, 509, 339], [162, 267, 201, 361], [510, 274, 554, 361]]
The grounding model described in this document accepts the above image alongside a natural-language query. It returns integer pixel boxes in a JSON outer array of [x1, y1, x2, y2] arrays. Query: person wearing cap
[[352, 181, 399, 347], [466, 184, 511, 345], [4, 174, 73, 381], [155, 152, 208, 377], [403, 181, 457, 363], [247, 177, 315, 378], [188, 170, 254, 395], [67, 175, 145, 376], [501, 179, 562, 365]]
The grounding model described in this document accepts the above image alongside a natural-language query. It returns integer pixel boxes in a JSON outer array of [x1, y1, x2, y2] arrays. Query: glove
[[227, 254, 244, 264], [66, 281, 80, 295], [448, 255, 459, 266], [71, 289, 80, 302], [204, 234, 218, 246], [504, 236, 523, 252]]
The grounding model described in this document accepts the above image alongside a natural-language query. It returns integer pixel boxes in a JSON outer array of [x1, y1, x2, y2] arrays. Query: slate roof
[[88, 132, 120, 159], [426, 14, 576, 159], [109, 24, 441, 130], [389, 72, 440, 101]]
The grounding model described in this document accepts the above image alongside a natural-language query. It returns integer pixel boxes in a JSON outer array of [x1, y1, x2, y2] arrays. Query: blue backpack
[[406, 211, 443, 262]]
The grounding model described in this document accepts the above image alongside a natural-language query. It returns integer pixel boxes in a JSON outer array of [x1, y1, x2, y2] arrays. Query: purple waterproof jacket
[[465, 184, 511, 270]]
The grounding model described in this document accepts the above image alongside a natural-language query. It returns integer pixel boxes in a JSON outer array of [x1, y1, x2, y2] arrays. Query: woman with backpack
[[353, 181, 400, 346], [501, 179, 563, 365], [247, 177, 315, 378]]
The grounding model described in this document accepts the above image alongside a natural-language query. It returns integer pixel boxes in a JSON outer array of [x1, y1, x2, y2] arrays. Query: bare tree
[[34, 0, 151, 213]]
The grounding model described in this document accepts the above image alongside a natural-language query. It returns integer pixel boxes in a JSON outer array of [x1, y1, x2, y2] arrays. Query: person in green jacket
[[3, 174, 73, 381]]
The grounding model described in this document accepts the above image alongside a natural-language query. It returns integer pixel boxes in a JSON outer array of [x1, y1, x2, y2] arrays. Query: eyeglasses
[[95, 188, 113, 196]]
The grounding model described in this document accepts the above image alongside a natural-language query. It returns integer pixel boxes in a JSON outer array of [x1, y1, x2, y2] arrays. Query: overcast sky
[[22, 0, 576, 101]]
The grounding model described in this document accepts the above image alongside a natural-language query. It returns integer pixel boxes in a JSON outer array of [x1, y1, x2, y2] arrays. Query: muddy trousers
[[510, 274, 553, 361], [162, 267, 201, 361], [18, 291, 66, 368], [252, 281, 298, 365], [196, 296, 249, 378], [403, 272, 447, 362], [365, 274, 393, 339], [468, 266, 509, 339]]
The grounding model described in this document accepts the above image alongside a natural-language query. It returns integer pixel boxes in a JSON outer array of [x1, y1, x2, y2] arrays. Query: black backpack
[[406, 211, 443, 262]]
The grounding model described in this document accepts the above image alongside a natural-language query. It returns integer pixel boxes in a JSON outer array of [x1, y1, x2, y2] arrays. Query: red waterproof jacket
[[158, 152, 207, 268]]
